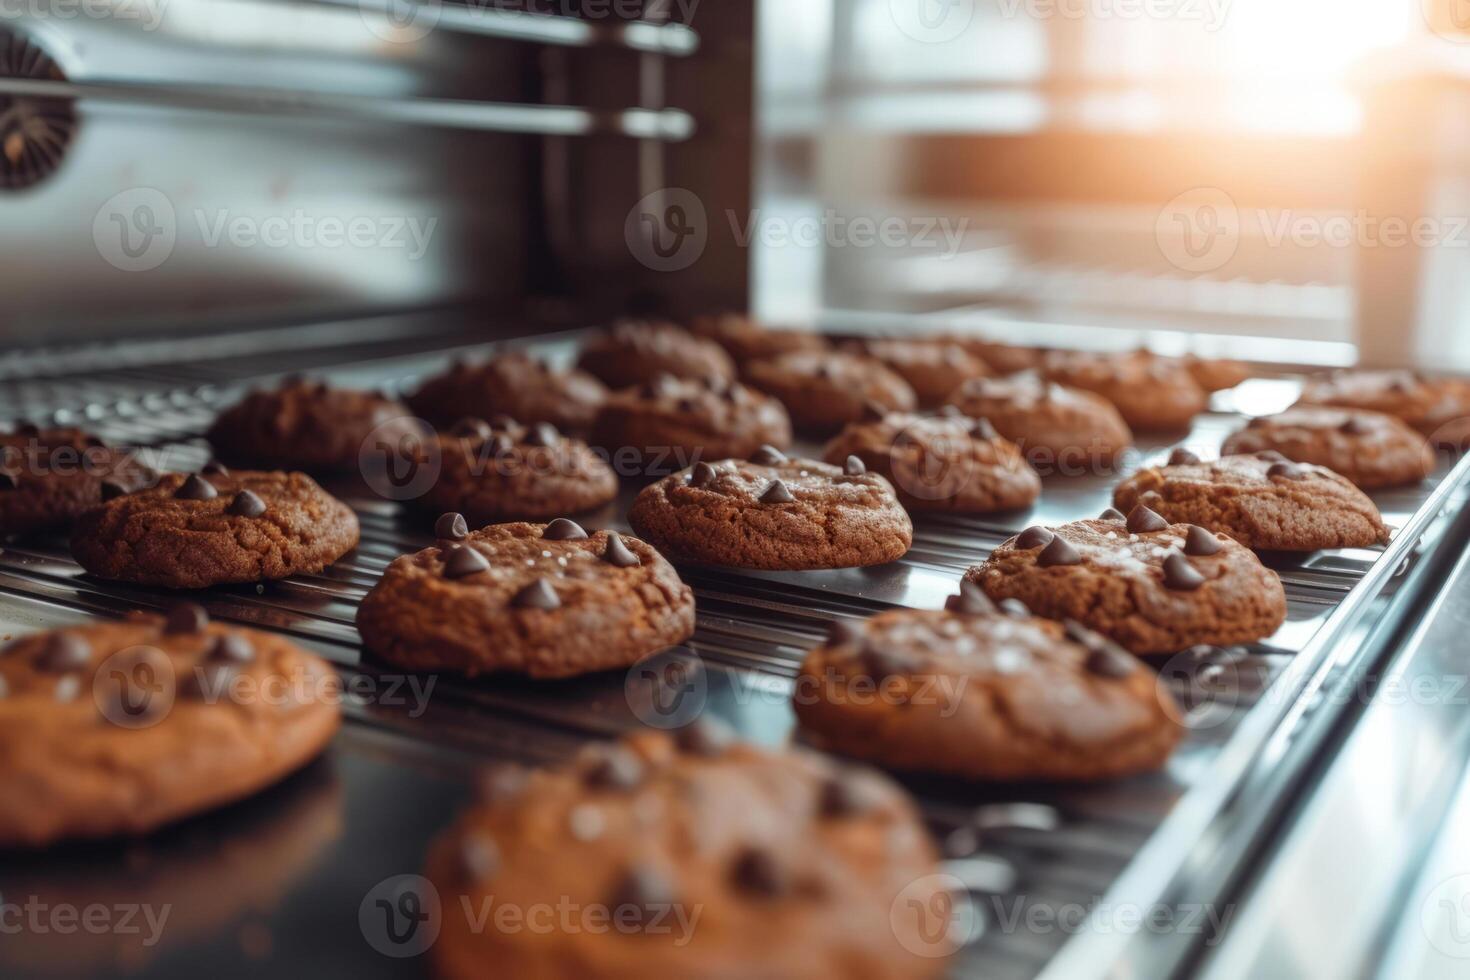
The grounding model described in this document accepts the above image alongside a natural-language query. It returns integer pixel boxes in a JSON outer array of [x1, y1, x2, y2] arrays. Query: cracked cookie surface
[[628, 454, 913, 570], [0, 426, 155, 535], [944, 373, 1132, 473], [71, 469, 359, 588], [967, 516, 1287, 654], [1295, 369, 1470, 447], [1113, 454, 1390, 552], [796, 605, 1180, 780], [357, 521, 695, 678], [1042, 350, 1209, 431], [0, 611, 340, 846], [1221, 407, 1433, 490]]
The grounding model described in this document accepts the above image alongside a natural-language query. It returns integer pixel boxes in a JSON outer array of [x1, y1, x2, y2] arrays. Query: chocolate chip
[[35, 633, 92, 673], [1015, 526, 1055, 550], [525, 422, 560, 447], [165, 603, 209, 635], [0, 470, 16, 491], [1064, 620, 1108, 651], [819, 774, 879, 818], [602, 533, 642, 568], [15, 421, 40, 436], [208, 634, 256, 664], [1169, 448, 1201, 466], [688, 462, 718, 488], [99, 480, 129, 501], [459, 834, 500, 882], [970, 417, 999, 441], [863, 646, 915, 679], [443, 545, 490, 580], [675, 397, 698, 414], [749, 445, 787, 466], [844, 455, 867, 477], [608, 866, 676, 925], [999, 598, 1030, 619], [584, 746, 643, 790], [1339, 417, 1372, 436], [1162, 552, 1206, 591], [731, 847, 789, 898], [488, 434, 515, 457], [1255, 450, 1288, 463], [827, 619, 866, 645], [202, 460, 230, 476], [1037, 535, 1082, 567], [1084, 645, 1137, 679], [1099, 508, 1126, 522], [435, 512, 469, 540], [1184, 525, 1222, 557], [861, 400, 890, 422], [675, 718, 735, 757], [760, 480, 795, 504], [543, 518, 588, 541], [226, 490, 267, 518], [945, 580, 995, 616], [512, 578, 561, 610], [451, 418, 493, 440], [1127, 505, 1170, 534], [1267, 461, 1308, 481], [489, 415, 518, 431], [175, 474, 218, 501]]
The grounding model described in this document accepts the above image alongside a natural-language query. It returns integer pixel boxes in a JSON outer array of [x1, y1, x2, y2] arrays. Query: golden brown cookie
[[0, 610, 340, 846], [71, 469, 360, 589], [934, 334, 1045, 375], [629, 452, 914, 571], [743, 351, 918, 437], [795, 596, 1181, 780], [966, 512, 1287, 655], [0, 424, 155, 535], [206, 378, 416, 474], [357, 521, 695, 678], [821, 411, 1039, 513], [590, 374, 793, 476], [689, 313, 828, 367], [1295, 369, 1470, 447], [1113, 453, 1390, 552], [944, 374, 1133, 474], [1221, 408, 1433, 490], [575, 320, 736, 390], [427, 727, 948, 980], [1042, 351, 1208, 431], [418, 418, 618, 525], [841, 338, 990, 408], [1182, 355, 1251, 393], [407, 351, 609, 435]]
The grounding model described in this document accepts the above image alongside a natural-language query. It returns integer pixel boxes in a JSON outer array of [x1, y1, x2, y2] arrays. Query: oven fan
[[0, 29, 75, 190]]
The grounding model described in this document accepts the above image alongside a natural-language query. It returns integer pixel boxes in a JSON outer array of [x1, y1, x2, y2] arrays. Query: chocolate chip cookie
[[1113, 454, 1391, 552], [689, 313, 828, 367], [206, 378, 416, 474], [427, 726, 947, 980], [628, 452, 914, 570], [575, 320, 736, 390], [1295, 369, 1470, 447], [966, 512, 1287, 654], [418, 418, 618, 525], [357, 521, 695, 678], [1221, 408, 1433, 490], [408, 350, 609, 436], [944, 374, 1133, 473], [0, 610, 340, 846], [743, 351, 918, 437], [71, 469, 360, 588], [1043, 350, 1208, 431], [934, 334, 1045, 375], [0, 424, 155, 535], [821, 412, 1040, 513], [590, 375, 793, 476], [795, 597, 1181, 781], [841, 338, 990, 408]]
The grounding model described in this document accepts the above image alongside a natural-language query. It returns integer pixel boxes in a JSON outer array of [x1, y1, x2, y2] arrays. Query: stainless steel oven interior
[[4, 3, 1470, 980]]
